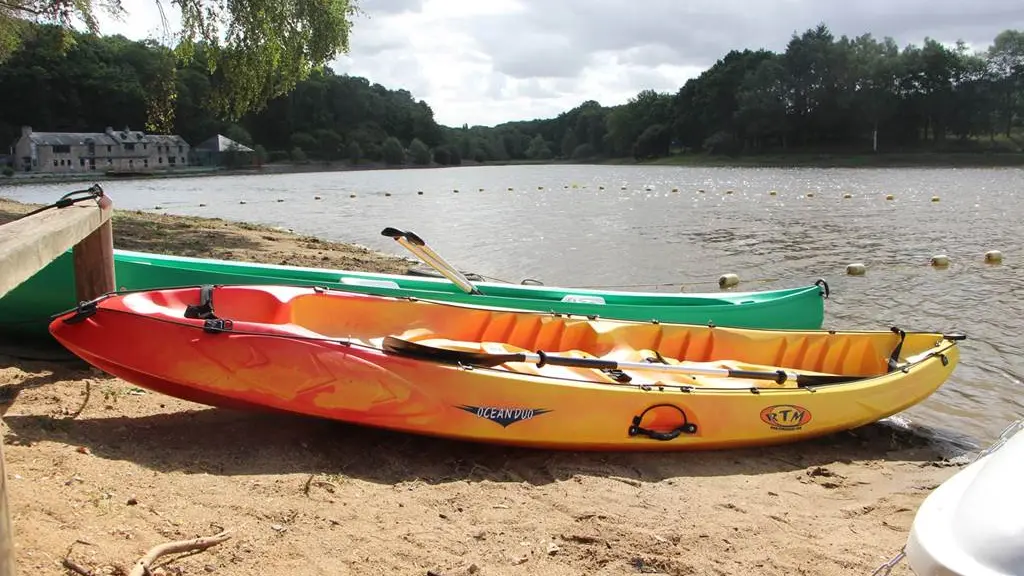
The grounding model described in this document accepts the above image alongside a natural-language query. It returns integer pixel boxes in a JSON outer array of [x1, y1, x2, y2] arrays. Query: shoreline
[[0, 197, 973, 575], [3, 150, 1022, 187]]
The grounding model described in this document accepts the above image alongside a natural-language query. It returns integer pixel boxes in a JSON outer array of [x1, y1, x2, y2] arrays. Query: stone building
[[13, 125, 191, 173]]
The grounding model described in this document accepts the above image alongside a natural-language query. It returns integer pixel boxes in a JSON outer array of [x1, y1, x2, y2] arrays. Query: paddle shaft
[[523, 350, 799, 383], [402, 231, 481, 294], [380, 228, 480, 294], [381, 336, 859, 386]]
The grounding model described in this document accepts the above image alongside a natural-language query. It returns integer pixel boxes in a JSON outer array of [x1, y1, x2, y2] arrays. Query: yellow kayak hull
[[49, 285, 963, 451]]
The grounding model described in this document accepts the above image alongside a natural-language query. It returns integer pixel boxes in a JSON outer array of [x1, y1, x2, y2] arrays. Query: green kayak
[[0, 241, 829, 344]]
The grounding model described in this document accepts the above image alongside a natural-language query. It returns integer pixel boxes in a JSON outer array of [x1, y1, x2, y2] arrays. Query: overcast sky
[[95, 0, 1024, 128]]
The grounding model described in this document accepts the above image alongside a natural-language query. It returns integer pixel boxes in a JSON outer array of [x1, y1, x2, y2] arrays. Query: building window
[[79, 158, 85, 167], [143, 144, 148, 150], [125, 143, 136, 151], [107, 145, 112, 152], [53, 144, 71, 154], [158, 157, 163, 164], [178, 145, 183, 153], [143, 159, 148, 167], [180, 157, 185, 163], [53, 159, 58, 166]]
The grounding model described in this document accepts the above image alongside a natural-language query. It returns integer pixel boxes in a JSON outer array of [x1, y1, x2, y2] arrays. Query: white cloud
[[91, 0, 1024, 128]]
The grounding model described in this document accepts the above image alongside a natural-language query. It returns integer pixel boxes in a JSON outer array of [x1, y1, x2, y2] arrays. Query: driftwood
[[127, 530, 232, 576]]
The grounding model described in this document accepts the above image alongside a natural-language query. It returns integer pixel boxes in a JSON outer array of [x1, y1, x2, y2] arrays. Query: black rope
[[9, 184, 106, 222]]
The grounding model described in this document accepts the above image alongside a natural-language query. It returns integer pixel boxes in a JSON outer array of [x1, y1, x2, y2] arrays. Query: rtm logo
[[760, 405, 813, 431]]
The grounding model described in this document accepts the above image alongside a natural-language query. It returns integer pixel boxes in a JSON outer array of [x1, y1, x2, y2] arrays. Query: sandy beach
[[0, 197, 968, 576]]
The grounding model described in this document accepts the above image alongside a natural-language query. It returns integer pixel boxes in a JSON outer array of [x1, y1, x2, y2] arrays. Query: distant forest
[[1, 23, 1022, 166]]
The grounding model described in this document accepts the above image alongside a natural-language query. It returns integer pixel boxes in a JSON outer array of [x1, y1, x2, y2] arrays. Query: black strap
[[815, 278, 830, 298], [628, 404, 698, 441], [887, 327, 906, 371], [184, 285, 217, 320], [13, 184, 105, 222]]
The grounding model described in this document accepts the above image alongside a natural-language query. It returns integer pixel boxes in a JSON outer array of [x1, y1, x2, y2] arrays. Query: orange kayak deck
[[48, 285, 964, 451]]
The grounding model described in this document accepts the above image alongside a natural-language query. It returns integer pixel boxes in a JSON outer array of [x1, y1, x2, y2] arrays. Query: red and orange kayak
[[48, 285, 964, 451]]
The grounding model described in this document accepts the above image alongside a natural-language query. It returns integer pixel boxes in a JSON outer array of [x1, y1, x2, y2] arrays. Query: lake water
[[4, 164, 1022, 449]]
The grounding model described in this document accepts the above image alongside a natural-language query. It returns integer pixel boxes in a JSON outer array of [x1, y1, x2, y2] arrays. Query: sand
[[0, 197, 968, 576]]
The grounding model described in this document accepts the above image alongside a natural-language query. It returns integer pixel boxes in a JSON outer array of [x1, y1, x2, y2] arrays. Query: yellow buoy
[[885, 194, 895, 200], [718, 273, 740, 289], [843, 193, 852, 199], [931, 196, 940, 202], [846, 263, 866, 276], [984, 250, 1003, 264], [930, 254, 950, 267]]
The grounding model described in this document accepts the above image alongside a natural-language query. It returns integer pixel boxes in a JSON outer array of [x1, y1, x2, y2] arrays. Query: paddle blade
[[404, 231, 426, 246], [380, 227, 405, 239], [382, 336, 524, 367], [794, 374, 866, 387]]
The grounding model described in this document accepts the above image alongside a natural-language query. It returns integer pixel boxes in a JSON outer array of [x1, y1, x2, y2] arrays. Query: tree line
[[470, 25, 1024, 161], [2, 22, 1022, 167]]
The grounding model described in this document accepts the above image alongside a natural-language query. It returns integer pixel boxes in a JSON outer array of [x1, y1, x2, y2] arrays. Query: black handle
[[404, 231, 426, 246], [535, 350, 618, 369]]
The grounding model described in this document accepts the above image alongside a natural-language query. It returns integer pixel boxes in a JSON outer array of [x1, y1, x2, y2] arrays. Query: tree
[[409, 138, 431, 165], [314, 128, 343, 161], [0, 0, 362, 121], [347, 140, 362, 164], [381, 135, 404, 165], [987, 30, 1024, 136], [560, 130, 578, 158]]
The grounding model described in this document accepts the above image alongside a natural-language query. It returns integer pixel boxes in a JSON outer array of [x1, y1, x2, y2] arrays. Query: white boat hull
[[904, 419, 1024, 575]]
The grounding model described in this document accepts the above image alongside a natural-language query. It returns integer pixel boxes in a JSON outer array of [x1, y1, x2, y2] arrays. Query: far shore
[[3, 149, 1022, 187]]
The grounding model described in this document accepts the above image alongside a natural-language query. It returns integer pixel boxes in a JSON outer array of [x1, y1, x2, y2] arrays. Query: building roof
[[194, 134, 255, 153], [27, 132, 119, 146], [23, 126, 189, 147]]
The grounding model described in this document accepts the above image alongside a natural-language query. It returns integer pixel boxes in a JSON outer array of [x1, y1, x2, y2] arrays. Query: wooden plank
[[0, 432, 14, 576], [0, 191, 115, 576], [0, 196, 113, 301], [73, 215, 116, 302]]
